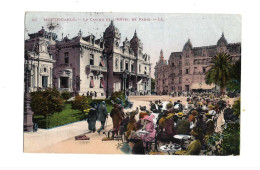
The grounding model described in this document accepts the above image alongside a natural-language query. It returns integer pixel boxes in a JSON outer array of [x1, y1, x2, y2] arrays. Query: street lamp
[[102, 53, 109, 99], [24, 51, 34, 132], [123, 70, 128, 96]]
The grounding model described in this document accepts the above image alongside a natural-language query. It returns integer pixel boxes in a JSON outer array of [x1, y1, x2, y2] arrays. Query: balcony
[[88, 65, 107, 72], [193, 72, 201, 75], [59, 63, 72, 67], [137, 73, 149, 78]]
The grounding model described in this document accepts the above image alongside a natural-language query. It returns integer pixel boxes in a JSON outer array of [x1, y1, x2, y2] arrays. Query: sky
[[25, 12, 241, 78]]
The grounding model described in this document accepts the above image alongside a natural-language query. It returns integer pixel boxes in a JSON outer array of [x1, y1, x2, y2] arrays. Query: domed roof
[[183, 38, 193, 51], [104, 20, 120, 38], [217, 32, 228, 46], [130, 30, 141, 44]]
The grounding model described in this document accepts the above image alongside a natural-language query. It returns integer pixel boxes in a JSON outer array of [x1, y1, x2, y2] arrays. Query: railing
[[89, 65, 107, 72]]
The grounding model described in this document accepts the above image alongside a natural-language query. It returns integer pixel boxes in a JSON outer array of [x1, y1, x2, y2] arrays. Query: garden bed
[[34, 101, 113, 129]]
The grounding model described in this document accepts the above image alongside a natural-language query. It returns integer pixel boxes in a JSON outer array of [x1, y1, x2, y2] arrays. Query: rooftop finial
[[78, 29, 82, 37], [42, 26, 44, 29], [110, 20, 114, 26], [134, 29, 137, 36], [160, 49, 164, 60], [222, 32, 224, 37]]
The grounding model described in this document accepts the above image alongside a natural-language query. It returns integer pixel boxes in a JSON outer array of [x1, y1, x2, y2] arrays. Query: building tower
[[103, 20, 121, 97]]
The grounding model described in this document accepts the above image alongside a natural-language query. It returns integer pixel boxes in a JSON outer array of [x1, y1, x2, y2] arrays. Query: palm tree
[[205, 52, 233, 95]]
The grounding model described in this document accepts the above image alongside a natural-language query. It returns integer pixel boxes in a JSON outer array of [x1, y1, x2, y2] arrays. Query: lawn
[[34, 101, 113, 129]]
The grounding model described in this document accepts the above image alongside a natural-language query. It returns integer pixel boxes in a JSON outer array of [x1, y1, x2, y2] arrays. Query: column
[[58, 77, 60, 89], [35, 65, 38, 88], [69, 78, 72, 91], [32, 65, 35, 88], [49, 67, 52, 87]]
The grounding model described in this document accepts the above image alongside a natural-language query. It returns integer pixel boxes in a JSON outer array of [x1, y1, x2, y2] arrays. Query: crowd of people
[[84, 93, 239, 155]]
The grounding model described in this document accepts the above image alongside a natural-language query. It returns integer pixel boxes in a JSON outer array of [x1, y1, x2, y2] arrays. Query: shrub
[[221, 122, 240, 155], [204, 122, 240, 156], [232, 98, 240, 118], [111, 91, 125, 100], [30, 88, 64, 118], [61, 90, 71, 101], [71, 95, 92, 113]]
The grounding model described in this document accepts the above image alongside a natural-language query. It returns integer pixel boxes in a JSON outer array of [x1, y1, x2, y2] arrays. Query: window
[[44, 68, 47, 72], [100, 77, 104, 88], [65, 57, 69, 64], [125, 62, 129, 71], [90, 76, 94, 88], [60, 77, 69, 88], [179, 77, 182, 83], [186, 69, 189, 74], [100, 57, 105, 67], [42, 76, 48, 88], [194, 67, 197, 73], [64, 52, 69, 64], [131, 64, 134, 72], [90, 54, 94, 65], [120, 60, 123, 71], [203, 67, 206, 73]]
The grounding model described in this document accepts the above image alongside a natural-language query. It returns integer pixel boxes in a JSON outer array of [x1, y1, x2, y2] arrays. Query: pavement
[[23, 95, 236, 153]]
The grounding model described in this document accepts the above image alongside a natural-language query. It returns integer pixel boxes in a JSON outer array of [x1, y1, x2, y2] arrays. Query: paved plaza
[[24, 95, 236, 154]]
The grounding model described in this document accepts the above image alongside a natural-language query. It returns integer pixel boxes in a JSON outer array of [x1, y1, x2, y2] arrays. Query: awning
[[190, 83, 215, 90]]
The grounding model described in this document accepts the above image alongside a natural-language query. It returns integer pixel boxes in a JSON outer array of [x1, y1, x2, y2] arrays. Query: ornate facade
[[155, 33, 241, 95], [25, 27, 56, 92], [25, 21, 152, 98]]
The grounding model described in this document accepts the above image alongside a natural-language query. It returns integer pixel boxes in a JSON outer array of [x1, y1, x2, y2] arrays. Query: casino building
[[154, 33, 241, 95], [25, 27, 57, 92], [25, 21, 152, 98]]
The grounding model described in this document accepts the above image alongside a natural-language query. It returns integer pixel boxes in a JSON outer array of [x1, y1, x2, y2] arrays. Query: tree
[[71, 95, 92, 113], [227, 58, 241, 92], [205, 52, 233, 95], [30, 88, 64, 118]]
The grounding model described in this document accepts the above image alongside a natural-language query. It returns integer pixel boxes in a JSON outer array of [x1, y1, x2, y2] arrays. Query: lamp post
[[102, 43, 113, 99], [123, 70, 127, 96], [102, 53, 109, 99], [24, 51, 34, 132]]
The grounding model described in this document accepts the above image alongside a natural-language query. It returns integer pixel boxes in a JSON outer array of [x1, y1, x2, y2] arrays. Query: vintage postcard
[[24, 12, 241, 155]]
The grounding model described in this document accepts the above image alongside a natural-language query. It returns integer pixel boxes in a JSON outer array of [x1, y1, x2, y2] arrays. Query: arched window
[[90, 54, 94, 65]]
